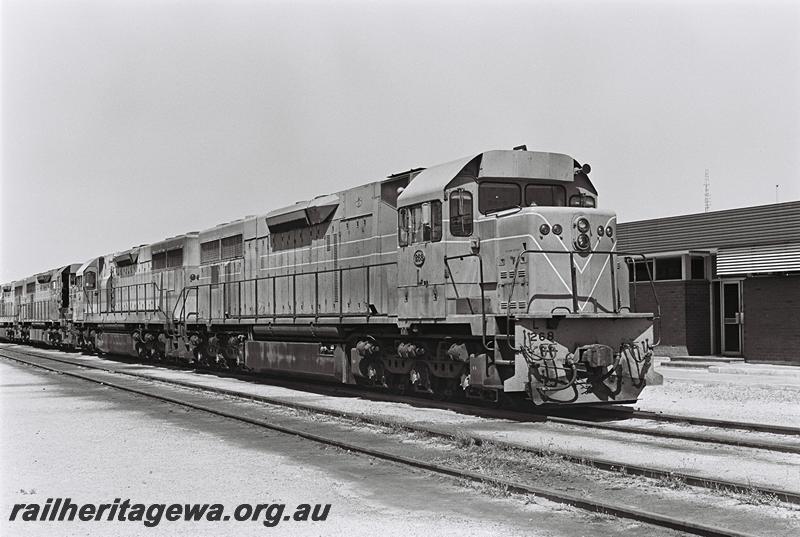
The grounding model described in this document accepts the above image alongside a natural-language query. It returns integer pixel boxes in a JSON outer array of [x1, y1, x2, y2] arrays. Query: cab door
[[397, 200, 446, 320], [83, 270, 98, 316], [71, 275, 85, 322], [442, 187, 482, 314]]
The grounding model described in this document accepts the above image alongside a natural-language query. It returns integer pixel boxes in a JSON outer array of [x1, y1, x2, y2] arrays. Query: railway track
[[581, 407, 800, 437], [0, 346, 778, 537], [2, 344, 799, 507], [2, 343, 798, 455]]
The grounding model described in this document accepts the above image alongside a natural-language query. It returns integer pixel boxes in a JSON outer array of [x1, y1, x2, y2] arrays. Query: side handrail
[[101, 281, 165, 314], [171, 285, 199, 325], [170, 286, 185, 322], [82, 288, 94, 315], [503, 250, 662, 352], [444, 252, 493, 353], [78, 280, 168, 316], [185, 261, 395, 324], [627, 256, 662, 347]]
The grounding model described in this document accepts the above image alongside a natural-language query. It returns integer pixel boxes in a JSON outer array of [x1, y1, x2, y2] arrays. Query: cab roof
[[397, 150, 583, 207]]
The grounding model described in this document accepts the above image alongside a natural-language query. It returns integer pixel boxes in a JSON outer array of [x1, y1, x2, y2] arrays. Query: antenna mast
[[704, 169, 710, 213]]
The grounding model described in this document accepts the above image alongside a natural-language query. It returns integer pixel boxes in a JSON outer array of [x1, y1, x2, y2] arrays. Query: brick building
[[617, 201, 800, 365]]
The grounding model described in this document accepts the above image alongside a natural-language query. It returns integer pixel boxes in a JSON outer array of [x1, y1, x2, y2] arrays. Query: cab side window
[[398, 201, 442, 246], [449, 190, 473, 237], [398, 209, 410, 247], [84, 271, 96, 290]]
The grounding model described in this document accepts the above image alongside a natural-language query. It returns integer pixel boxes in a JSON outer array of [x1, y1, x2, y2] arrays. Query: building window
[[629, 260, 654, 282], [398, 201, 442, 246], [525, 184, 566, 207], [690, 256, 706, 280], [655, 256, 683, 280], [449, 190, 473, 237], [630, 256, 702, 282]]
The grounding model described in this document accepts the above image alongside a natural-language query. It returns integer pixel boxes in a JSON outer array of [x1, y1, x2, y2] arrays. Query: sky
[[1, 0, 799, 282]]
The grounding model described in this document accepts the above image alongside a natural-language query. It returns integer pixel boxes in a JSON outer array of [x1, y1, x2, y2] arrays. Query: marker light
[[576, 218, 590, 233], [606, 226, 614, 237], [552, 224, 563, 235], [539, 224, 550, 235], [597, 226, 605, 237]]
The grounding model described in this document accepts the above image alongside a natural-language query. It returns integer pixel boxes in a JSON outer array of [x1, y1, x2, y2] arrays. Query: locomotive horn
[[575, 163, 591, 174]]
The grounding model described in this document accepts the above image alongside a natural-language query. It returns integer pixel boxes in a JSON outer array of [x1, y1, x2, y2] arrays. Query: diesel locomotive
[[1, 148, 662, 405]]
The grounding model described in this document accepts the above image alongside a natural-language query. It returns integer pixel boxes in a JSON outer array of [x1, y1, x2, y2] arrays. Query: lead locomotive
[[1, 148, 661, 406]]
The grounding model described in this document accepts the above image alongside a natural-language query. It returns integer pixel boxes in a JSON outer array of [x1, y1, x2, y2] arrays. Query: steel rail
[[589, 407, 800, 436], [2, 343, 798, 453], [541, 414, 800, 455], [1, 345, 798, 507], [0, 349, 764, 537]]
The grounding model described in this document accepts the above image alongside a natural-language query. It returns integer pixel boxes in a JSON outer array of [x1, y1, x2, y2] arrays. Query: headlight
[[576, 217, 590, 233], [539, 224, 550, 235], [606, 226, 614, 237], [552, 224, 563, 235], [597, 225, 605, 237], [575, 234, 590, 251]]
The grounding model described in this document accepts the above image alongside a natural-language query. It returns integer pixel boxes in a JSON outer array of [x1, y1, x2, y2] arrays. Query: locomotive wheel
[[409, 363, 433, 394], [136, 343, 148, 361], [386, 373, 408, 395], [432, 378, 459, 401]]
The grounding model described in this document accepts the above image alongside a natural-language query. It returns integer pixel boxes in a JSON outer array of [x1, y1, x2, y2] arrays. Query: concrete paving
[[656, 355, 800, 376], [633, 363, 800, 426]]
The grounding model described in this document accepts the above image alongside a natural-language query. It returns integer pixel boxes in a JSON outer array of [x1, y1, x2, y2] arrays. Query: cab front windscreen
[[478, 181, 566, 214]]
